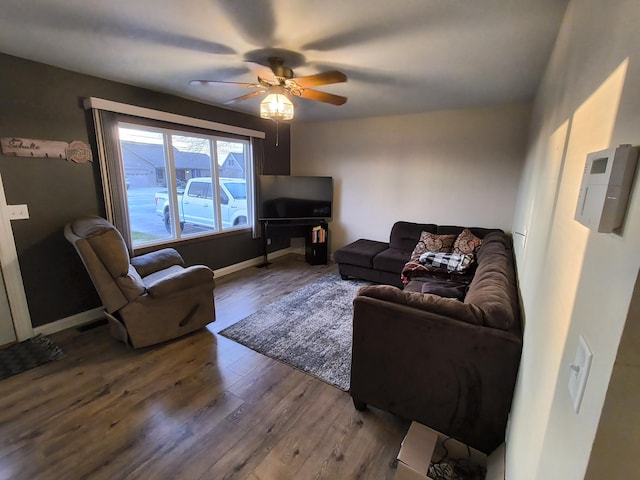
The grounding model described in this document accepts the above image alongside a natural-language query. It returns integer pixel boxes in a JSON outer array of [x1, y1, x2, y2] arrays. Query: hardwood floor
[[0, 255, 408, 480]]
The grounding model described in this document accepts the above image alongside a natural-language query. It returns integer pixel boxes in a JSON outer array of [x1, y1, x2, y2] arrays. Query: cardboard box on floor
[[396, 422, 505, 480]]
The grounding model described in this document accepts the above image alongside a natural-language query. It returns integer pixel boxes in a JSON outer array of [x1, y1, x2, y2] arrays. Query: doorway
[[0, 170, 32, 346], [0, 265, 15, 345]]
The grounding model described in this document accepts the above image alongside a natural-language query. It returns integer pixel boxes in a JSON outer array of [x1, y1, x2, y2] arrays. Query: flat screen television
[[258, 175, 333, 220]]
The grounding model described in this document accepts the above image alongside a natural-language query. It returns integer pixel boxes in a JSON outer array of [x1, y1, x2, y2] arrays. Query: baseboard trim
[[34, 248, 294, 336], [34, 307, 106, 337], [213, 247, 293, 278]]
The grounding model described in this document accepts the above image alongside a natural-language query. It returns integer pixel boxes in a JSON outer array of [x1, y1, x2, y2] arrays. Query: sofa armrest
[[350, 293, 522, 453], [131, 248, 185, 277], [146, 265, 214, 297]]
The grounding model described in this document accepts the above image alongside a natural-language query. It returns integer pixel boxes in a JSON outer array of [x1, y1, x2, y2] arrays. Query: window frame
[[85, 97, 264, 253], [117, 121, 254, 249]]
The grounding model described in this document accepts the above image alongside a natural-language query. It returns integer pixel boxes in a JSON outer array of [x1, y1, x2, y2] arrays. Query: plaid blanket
[[401, 251, 474, 284]]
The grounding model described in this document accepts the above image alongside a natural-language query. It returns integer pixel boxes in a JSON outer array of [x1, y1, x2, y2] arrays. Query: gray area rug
[[0, 334, 65, 380], [220, 274, 370, 391]]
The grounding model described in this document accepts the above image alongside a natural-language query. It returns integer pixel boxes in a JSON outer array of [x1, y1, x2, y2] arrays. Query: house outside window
[[118, 123, 253, 248]]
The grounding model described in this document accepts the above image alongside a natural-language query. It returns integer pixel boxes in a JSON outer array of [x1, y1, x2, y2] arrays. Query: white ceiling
[[0, 0, 568, 122]]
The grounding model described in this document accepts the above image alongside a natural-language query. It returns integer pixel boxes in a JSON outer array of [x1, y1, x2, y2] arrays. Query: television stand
[[259, 219, 328, 268]]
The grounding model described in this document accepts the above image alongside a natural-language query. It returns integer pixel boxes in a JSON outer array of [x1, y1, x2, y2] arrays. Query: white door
[[0, 265, 16, 345], [0, 170, 32, 345]]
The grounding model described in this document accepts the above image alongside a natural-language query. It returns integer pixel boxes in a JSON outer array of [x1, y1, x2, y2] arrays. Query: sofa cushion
[[333, 239, 389, 268], [372, 248, 411, 274], [389, 221, 437, 251], [435, 225, 465, 236], [404, 279, 467, 300], [464, 233, 517, 330], [464, 264, 513, 330], [422, 281, 467, 300], [437, 225, 500, 239], [357, 284, 482, 325], [476, 231, 510, 262], [453, 228, 483, 256]]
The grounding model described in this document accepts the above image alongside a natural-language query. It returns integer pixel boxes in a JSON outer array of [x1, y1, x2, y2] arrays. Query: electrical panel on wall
[[575, 144, 639, 234]]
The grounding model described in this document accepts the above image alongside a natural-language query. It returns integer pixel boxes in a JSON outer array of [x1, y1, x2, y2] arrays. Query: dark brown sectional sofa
[[334, 221, 522, 453], [334, 221, 500, 289]]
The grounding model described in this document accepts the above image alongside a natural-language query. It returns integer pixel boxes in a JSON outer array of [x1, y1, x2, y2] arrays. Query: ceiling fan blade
[[244, 61, 279, 84], [292, 89, 347, 106], [224, 90, 267, 105], [289, 71, 347, 88], [190, 80, 262, 88]]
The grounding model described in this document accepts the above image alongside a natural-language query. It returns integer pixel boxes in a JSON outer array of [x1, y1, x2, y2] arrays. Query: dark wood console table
[[260, 219, 328, 268]]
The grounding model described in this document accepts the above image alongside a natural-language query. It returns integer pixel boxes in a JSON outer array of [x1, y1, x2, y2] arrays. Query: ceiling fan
[[190, 56, 348, 121]]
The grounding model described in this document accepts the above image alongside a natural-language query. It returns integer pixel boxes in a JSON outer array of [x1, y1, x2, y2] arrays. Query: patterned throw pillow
[[410, 231, 456, 260], [453, 228, 483, 256]]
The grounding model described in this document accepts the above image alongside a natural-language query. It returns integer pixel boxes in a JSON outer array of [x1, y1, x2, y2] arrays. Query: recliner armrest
[[132, 248, 185, 277], [146, 265, 214, 297]]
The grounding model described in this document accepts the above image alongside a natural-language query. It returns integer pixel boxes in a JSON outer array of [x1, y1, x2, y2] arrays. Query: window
[[117, 123, 254, 248], [85, 97, 265, 251]]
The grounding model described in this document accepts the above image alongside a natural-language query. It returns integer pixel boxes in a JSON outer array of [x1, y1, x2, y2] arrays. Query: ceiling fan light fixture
[[260, 93, 294, 122]]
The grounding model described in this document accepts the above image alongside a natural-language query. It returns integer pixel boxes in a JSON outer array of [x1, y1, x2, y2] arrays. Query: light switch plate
[[568, 334, 592, 413], [6, 204, 29, 220]]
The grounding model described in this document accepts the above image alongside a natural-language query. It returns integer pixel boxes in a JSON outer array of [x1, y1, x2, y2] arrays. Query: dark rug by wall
[[0, 334, 66, 380], [220, 274, 370, 391]]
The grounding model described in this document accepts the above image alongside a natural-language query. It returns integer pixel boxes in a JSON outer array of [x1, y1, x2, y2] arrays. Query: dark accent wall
[[0, 53, 290, 327]]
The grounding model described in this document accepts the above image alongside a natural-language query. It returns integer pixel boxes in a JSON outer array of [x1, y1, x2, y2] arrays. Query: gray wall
[[507, 0, 640, 477], [291, 103, 530, 254], [0, 53, 290, 327]]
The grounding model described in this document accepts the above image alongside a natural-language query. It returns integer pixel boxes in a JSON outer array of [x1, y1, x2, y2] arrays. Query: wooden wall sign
[[1, 137, 67, 158], [0, 137, 93, 163]]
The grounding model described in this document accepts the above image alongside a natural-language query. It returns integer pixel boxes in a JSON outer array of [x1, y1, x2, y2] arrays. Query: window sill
[[134, 226, 253, 256]]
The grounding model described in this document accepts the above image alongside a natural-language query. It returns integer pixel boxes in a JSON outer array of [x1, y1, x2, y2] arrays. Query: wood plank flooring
[[0, 255, 408, 480]]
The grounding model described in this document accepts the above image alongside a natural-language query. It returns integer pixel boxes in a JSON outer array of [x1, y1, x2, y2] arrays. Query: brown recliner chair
[[64, 215, 215, 348]]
